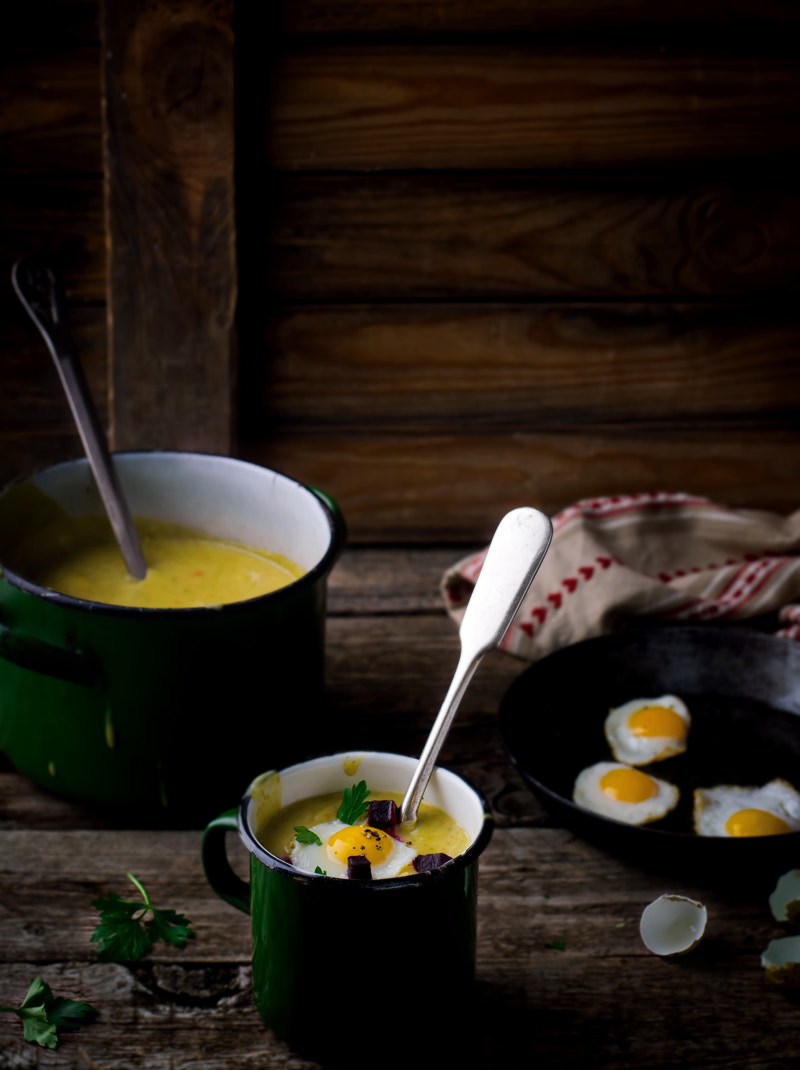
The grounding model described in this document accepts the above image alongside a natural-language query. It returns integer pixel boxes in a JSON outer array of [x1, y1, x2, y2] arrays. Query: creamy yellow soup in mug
[[257, 790, 471, 880], [9, 515, 304, 609]]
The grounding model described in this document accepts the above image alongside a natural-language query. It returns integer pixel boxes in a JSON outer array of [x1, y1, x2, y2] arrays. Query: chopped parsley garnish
[[337, 780, 370, 825], [294, 826, 322, 845], [0, 977, 97, 1049], [314, 866, 327, 875], [91, 872, 194, 962]]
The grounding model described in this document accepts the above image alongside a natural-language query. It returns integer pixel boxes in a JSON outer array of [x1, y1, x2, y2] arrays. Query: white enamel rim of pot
[[0, 451, 344, 615]]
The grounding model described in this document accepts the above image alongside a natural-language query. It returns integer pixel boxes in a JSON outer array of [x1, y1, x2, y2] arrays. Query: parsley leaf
[[90, 892, 152, 962], [0, 977, 97, 1049], [294, 825, 322, 845], [91, 873, 194, 962], [145, 906, 194, 949], [337, 780, 370, 825]]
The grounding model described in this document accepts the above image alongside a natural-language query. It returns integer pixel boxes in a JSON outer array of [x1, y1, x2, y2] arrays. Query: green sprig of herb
[[294, 826, 322, 845], [0, 977, 97, 1049], [91, 872, 194, 962], [337, 780, 370, 825]]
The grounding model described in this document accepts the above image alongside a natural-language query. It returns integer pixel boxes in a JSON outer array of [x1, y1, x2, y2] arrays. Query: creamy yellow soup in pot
[[257, 789, 471, 880], [8, 515, 304, 609]]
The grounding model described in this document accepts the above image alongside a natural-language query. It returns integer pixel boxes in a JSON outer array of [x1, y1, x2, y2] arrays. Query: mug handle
[[201, 809, 251, 914]]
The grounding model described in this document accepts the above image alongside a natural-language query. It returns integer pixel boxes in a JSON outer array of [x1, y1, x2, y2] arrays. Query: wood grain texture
[[0, 302, 107, 486], [247, 430, 800, 542], [0, 178, 106, 304], [262, 175, 800, 300], [11, 0, 100, 46], [0, 46, 101, 176], [252, 303, 800, 429], [0, 823, 795, 1068], [0, 547, 797, 1067], [233, 25, 800, 548], [4, 0, 800, 563], [102, 0, 237, 454], [263, 47, 800, 171], [274, 0, 800, 39], [327, 546, 465, 613], [0, 5, 107, 487]]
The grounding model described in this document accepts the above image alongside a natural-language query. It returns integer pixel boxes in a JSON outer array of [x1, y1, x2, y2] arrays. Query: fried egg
[[604, 695, 690, 766], [572, 761, 679, 825], [693, 779, 800, 837], [291, 819, 417, 878]]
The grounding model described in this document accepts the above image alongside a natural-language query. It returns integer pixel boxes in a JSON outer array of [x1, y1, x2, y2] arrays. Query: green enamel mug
[[202, 751, 494, 1062], [0, 452, 345, 818]]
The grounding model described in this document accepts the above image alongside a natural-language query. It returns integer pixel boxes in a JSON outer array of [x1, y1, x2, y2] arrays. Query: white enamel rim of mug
[[238, 751, 495, 886]]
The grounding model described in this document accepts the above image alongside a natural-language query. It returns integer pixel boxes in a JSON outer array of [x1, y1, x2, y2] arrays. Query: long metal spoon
[[400, 506, 552, 825], [12, 258, 147, 580]]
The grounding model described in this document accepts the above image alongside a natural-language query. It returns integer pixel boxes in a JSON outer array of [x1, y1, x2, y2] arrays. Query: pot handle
[[202, 809, 251, 915], [0, 622, 103, 687]]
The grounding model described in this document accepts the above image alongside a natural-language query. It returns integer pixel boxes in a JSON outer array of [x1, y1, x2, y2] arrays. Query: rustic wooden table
[[1, 547, 798, 1068]]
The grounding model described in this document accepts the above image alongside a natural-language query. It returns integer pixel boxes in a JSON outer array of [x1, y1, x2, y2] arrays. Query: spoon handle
[[400, 507, 552, 824], [11, 259, 147, 580]]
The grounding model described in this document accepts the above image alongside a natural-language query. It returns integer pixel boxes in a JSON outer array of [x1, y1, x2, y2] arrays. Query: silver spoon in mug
[[12, 259, 147, 580], [400, 506, 552, 825]]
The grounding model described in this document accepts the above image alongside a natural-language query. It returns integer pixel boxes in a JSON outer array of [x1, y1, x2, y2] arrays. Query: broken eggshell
[[761, 935, 800, 986], [768, 869, 800, 925], [639, 894, 708, 956]]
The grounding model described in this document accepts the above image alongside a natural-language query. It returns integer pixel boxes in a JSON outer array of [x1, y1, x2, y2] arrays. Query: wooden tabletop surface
[[1, 547, 798, 1069]]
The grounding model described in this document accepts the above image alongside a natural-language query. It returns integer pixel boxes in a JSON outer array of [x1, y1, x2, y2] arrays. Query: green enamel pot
[[0, 452, 345, 819], [202, 751, 494, 1061]]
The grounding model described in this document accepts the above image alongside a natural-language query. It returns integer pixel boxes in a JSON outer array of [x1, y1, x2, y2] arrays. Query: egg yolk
[[723, 808, 791, 837], [327, 825, 391, 865], [627, 705, 686, 740], [599, 767, 657, 803]]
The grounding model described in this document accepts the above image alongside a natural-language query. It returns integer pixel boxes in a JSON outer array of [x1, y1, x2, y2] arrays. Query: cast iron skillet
[[498, 625, 800, 885]]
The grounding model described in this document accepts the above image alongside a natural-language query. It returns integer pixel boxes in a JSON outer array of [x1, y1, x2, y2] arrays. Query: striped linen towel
[[442, 493, 800, 661]]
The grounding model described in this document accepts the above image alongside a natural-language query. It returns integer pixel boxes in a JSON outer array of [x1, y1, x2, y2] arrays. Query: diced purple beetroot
[[413, 853, 452, 874], [366, 799, 398, 831], [347, 855, 373, 880]]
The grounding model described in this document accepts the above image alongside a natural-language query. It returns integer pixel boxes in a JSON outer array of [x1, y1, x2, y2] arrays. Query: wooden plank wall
[[102, 0, 237, 456], [0, 0, 237, 480], [2, 2, 800, 546], [235, 1, 800, 542], [0, 1, 105, 486]]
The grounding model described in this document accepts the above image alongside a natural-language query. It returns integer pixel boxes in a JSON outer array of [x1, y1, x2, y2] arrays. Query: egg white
[[693, 779, 800, 837], [604, 694, 690, 766], [291, 819, 417, 879], [573, 761, 680, 826]]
